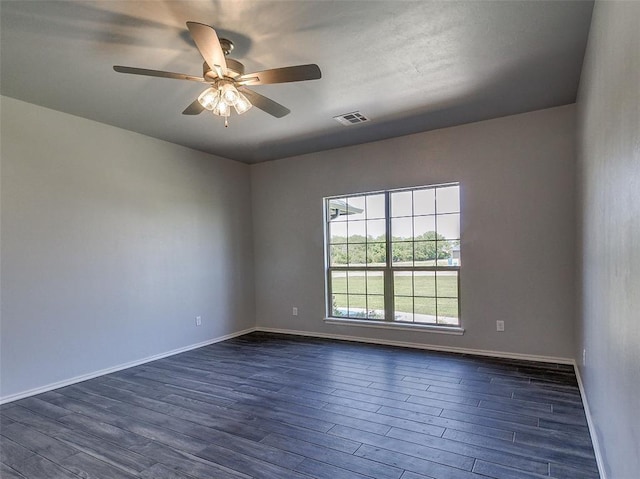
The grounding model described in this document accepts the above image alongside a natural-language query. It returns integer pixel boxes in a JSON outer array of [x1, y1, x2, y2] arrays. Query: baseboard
[[573, 361, 608, 479], [0, 327, 257, 405], [254, 327, 574, 365]]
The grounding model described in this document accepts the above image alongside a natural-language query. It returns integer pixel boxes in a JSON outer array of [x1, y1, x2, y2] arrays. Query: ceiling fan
[[114, 22, 321, 127]]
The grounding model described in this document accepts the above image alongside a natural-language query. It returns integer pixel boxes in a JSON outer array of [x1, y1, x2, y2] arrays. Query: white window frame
[[324, 183, 463, 334]]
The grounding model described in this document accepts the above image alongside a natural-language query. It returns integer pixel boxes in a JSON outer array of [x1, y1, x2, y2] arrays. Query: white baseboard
[[0, 327, 257, 405], [573, 362, 607, 479], [255, 327, 574, 364]]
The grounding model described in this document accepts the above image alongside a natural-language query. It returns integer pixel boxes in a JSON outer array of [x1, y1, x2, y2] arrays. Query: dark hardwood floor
[[0, 332, 599, 479]]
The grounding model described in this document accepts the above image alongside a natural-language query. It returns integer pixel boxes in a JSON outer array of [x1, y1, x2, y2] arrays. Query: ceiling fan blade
[[238, 64, 321, 86], [186, 22, 227, 76], [114, 66, 205, 82], [240, 88, 290, 118], [182, 99, 205, 115]]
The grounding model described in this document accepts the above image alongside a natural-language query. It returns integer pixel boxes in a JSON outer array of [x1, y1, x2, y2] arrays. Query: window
[[325, 183, 460, 328]]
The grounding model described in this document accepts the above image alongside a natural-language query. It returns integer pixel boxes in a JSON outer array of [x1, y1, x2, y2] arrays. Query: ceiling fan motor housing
[[203, 58, 245, 81], [202, 38, 243, 80]]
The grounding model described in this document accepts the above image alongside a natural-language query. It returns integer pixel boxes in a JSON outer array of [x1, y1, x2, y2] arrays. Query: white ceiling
[[0, 0, 594, 163]]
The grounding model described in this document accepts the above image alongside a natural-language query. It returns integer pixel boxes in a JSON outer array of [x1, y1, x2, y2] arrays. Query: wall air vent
[[333, 111, 370, 126]]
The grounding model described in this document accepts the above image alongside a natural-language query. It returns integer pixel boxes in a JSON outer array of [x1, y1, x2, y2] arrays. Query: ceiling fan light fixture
[[205, 80, 252, 119], [197, 87, 220, 110]]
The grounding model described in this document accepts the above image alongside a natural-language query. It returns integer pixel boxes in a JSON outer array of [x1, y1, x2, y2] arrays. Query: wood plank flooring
[[0, 332, 599, 478]]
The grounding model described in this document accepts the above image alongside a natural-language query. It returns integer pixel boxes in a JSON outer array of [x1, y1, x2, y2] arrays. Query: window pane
[[414, 297, 437, 323], [413, 215, 436, 239], [332, 293, 348, 317], [438, 213, 460, 240], [437, 186, 460, 214], [437, 298, 459, 325], [366, 194, 385, 219], [347, 243, 366, 266], [346, 196, 366, 220], [331, 271, 347, 293], [367, 295, 385, 319], [437, 271, 458, 298], [366, 243, 386, 265], [391, 191, 412, 217], [327, 198, 348, 221], [439, 243, 452, 266], [394, 296, 414, 322], [414, 241, 438, 266], [367, 219, 386, 241], [347, 271, 366, 294], [392, 242, 413, 265], [414, 271, 436, 297], [329, 221, 347, 244], [366, 271, 384, 294], [414, 188, 436, 215], [391, 217, 412, 241], [394, 271, 413, 296], [348, 220, 366, 243], [330, 244, 348, 265], [448, 241, 461, 266], [348, 294, 367, 316]]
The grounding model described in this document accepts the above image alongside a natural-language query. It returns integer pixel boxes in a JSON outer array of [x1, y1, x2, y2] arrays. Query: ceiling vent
[[333, 111, 370, 126]]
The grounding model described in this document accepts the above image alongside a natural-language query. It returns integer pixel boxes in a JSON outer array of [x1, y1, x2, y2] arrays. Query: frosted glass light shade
[[213, 99, 230, 117], [197, 87, 220, 110], [221, 82, 239, 104], [234, 92, 252, 114]]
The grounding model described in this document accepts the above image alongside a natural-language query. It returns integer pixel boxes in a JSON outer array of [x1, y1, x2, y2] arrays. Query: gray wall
[[251, 105, 577, 359], [575, 1, 640, 477], [0, 96, 255, 400]]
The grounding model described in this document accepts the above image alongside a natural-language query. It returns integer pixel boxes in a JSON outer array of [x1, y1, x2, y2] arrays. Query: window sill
[[323, 317, 465, 335]]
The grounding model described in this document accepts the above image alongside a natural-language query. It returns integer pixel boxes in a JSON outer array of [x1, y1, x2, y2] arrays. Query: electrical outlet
[[195, 316, 202, 326], [582, 349, 586, 366], [292, 307, 298, 316], [496, 320, 505, 332]]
